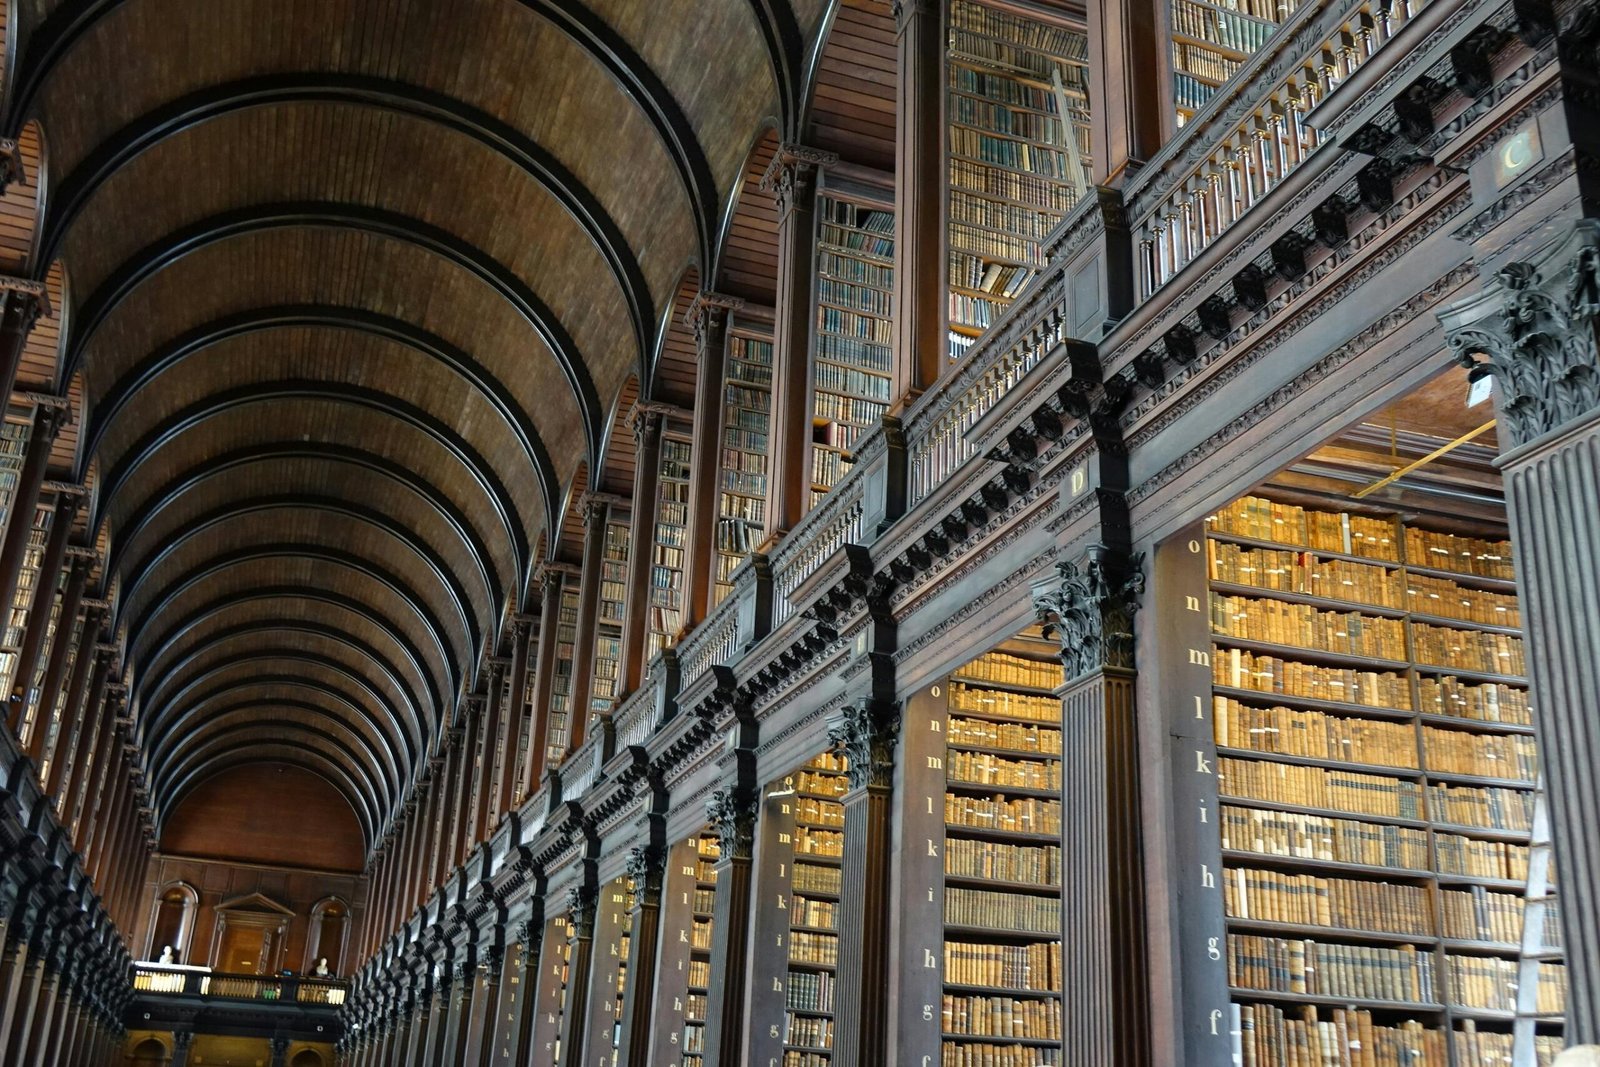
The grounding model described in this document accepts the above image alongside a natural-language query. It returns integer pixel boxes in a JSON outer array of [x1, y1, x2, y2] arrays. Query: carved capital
[[1033, 548, 1146, 679], [705, 786, 758, 861], [826, 699, 902, 790], [760, 143, 838, 220], [1443, 220, 1600, 448], [622, 844, 665, 907], [629, 404, 664, 445], [685, 291, 743, 353], [565, 884, 598, 939]]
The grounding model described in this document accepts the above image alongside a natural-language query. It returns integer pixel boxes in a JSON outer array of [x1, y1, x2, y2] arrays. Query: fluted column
[[701, 786, 758, 1067], [1441, 220, 1600, 1039], [169, 1028, 195, 1067], [497, 619, 531, 814], [828, 700, 901, 1067], [555, 887, 597, 1067], [469, 941, 504, 1063], [761, 144, 834, 538], [616, 845, 664, 1067], [269, 1035, 290, 1067], [33, 554, 88, 776], [1033, 547, 1150, 1067], [56, 644, 110, 833], [455, 701, 482, 865], [476, 660, 508, 837], [681, 295, 735, 624], [1085, 0, 1170, 184], [892, 0, 947, 397]]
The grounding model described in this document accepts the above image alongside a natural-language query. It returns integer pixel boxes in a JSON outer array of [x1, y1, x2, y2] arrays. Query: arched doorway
[[147, 883, 198, 963], [290, 1051, 324, 1067], [303, 897, 349, 976], [130, 1037, 167, 1065]]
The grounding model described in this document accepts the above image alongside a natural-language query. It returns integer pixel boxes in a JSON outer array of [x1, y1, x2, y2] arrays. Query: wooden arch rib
[[132, 588, 449, 740], [140, 652, 416, 795], [99, 381, 519, 642], [744, 0, 806, 139], [160, 748, 379, 845], [138, 622, 431, 754], [150, 684, 407, 815], [104, 443, 502, 638], [126, 543, 456, 760], [154, 715, 391, 825], [64, 202, 602, 471], [35, 75, 654, 372], [5, 0, 721, 270], [82, 305, 560, 543]]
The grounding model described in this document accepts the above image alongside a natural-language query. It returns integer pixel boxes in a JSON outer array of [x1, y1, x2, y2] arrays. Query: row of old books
[[1223, 867, 1431, 934], [1220, 804, 1430, 869], [948, 750, 1062, 791], [783, 1013, 834, 1049], [953, 654, 1060, 690], [1404, 528, 1514, 581], [1214, 698, 1418, 767], [1219, 756, 1424, 819], [1412, 623, 1525, 676], [1228, 935, 1437, 1002], [792, 862, 841, 896], [790, 895, 836, 929], [945, 793, 1062, 835], [942, 940, 1059, 991], [1436, 833, 1530, 881], [1231, 1003, 1446, 1067], [948, 716, 1062, 755], [945, 888, 1059, 935], [789, 931, 838, 966], [1214, 649, 1411, 710], [794, 827, 843, 857], [1212, 596, 1406, 660], [785, 970, 834, 1012], [1440, 886, 1525, 944], [791, 796, 844, 828], [1209, 497, 1399, 559], [938, 1043, 1063, 1067], [1418, 676, 1529, 724], [941, 994, 1061, 1039], [1405, 571, 1520, 627], [1209, 542, 1405, 606], [1424, 727, 1537, 780], [1428, 784, 1532, 832], [811, 389, 886, 427], [945, 839, 1061, 885], [948, 681, 1059, 720]]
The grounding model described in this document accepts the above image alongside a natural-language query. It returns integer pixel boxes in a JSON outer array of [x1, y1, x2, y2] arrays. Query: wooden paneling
[[652, 268, 702, 410], [160, 763, 367, 872], [806, 0, 898, 169], [0, 123, 43, 275], [717, 131, 781, 304]]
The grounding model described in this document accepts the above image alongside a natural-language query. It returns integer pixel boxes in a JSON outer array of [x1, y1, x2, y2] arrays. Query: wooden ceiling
[[0, 0, 863, 849]]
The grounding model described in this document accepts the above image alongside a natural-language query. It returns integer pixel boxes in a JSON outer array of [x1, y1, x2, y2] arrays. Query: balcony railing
[[132, 964, 348, 1006], [1129, 0, 1440, 298]]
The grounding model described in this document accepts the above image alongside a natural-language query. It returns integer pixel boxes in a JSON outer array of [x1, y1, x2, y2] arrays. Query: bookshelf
[[652, 833, 719, 1067], [547, 581, 580, 765], [0, 498, 50, 709], [594, 874, 633, 1063], [649, 418, 694, 660], [0, 416, 29, 539], [22, 567, 66, 765], [1169, 0, 1294, 122], [946, 0, 1090, 363], [1190, 493, 1565, 1066], [513, 623, 538, 806], [899, 640, 1067, 1065], [810, 188, 893, 508], [591, 508, 631, 715], [715, 325, 773, 603], [35, 617, 80, 785]]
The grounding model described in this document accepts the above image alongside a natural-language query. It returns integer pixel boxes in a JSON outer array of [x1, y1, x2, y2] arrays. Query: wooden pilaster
[[524, 570, 564, 793], [48, 633, 105, 814], [1086, 0, 1171, 185], [700, 783, 758, 1067], [456, 702, 482, 866], [761, 143, 835, 538], [619, 407, 665, 693], [892, 0, 948, 398], [0, 408, 62, 692], [477, 660, 508, 839], [682, 295, 736, 625], [0, 284, 45, 438], [497, 618, 532, 814], [557, 887, 598, 1067], [32, 553, 87, 771], [616, 840, 664, 1067], [10, 491, 76, 742], [568, 494, 619, 756]]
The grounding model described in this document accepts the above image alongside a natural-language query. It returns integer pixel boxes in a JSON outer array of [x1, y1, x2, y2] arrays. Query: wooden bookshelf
[[0, 496, 51, 715], [649, 833, 720, 1067], [1169, 0, 1291, 122], [810, 186, 893, 508], [512, 623, 538, 806], [33, 608, 80, 785], [0, 415, 29, 538], [946, 0, 1090, 363], [784, 753, 845, 1063], [648, 418, 694, 660], [1182, 494, 1565, 1066], [920, 643, 1067, 1064], [594, 874, 633, 1060], [546, 581, 580, 765], [715, 325, 773, 603], [590, 507, 630, 715]]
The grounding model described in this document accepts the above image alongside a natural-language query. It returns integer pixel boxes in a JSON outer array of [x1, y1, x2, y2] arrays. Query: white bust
[[315, 957, 330, 976], [1555, 1048, 1600, 1067], [158, 945, 174, 965]]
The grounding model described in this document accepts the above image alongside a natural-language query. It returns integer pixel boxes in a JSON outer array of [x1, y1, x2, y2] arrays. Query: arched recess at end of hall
[[145, 881, 198, 964]]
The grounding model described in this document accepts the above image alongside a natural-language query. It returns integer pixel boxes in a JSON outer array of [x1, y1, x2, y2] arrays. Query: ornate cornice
[[826, 700, 902, 790], [760, 142, 838, 219]]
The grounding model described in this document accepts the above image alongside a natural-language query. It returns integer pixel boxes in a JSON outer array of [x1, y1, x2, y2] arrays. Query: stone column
[[56, 643, 110, 832], [826, 700, 901, 1067], [269, 1035, 290, 1067], [0, 408, 63, 670], [1440, 220, 1600, 1040], [1085, 0, 1171, 185], [441, 953, 476, 1067], [523, 570, 564, 793], [891, 0, 947, 397], [701, 786, 758, 1067], [616, 844, 665, 1067], [11, 490, 78, 742], [761, 144, 835, 538], [455, 701, 482, 866], [619, 407, 665, 693], [682, 294, 736, 624], [510, 918, 544, 1065], [555, 886, 598, 1067], [1032, 547, 1151, 1067], [470, 942, 504, 1063]]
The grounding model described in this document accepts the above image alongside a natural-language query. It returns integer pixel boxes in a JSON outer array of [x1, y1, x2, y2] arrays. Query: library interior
[[0, 0, 1593, 1064]]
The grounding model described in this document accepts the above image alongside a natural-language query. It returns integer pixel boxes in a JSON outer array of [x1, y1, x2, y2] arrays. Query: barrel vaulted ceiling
[[1, 0, 844, 850]]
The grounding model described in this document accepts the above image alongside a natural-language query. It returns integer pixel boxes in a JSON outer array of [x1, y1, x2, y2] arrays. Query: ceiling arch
[[0, 0, 839, 865]]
